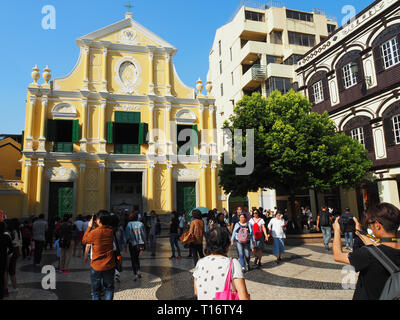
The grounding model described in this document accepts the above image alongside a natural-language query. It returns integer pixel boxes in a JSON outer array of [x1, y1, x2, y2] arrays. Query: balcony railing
[[251, 64, 268, 80], [0, 180, 23, 191]]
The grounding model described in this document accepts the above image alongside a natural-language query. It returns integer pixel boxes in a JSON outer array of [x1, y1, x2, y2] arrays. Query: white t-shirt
[[268, 218, 286, 239], [249, 218, 265, 238], [193, 256, 243, 300]]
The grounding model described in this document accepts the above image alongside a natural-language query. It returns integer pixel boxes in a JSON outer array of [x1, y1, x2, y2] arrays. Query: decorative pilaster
[[82, 46, 90, 91], [165, 54, 172, 96], [200, 162, 207, 207], [22, 160, 32, 215], [99, 161, 107, 210], [99, 101, 107, 154], [36, 160, 45, 214], [101, 47, 108, 92], [80, 99, 88, 153], [147, 163, 155, 210], [77, 162, 86, 214], [148, 102, 155, 155], [210, 163, 217, 210], [37, 96, 48, 153], [166, 163, 173, 212], [199, 104, 206, 156], [208, 104, 217, 156], [25, 96, 37, 152], [149, 51, 155, 95], [165, 102, 172, 155]]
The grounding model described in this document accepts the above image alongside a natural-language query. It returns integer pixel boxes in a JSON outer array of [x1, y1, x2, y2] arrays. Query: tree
[[219, 90, 372, 231]]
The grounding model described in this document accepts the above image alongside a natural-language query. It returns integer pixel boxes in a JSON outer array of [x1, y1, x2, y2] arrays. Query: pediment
[[77, 17, 176, 50]]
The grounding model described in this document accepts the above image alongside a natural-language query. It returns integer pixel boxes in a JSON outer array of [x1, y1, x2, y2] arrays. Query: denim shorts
[[251, 239, 264, 250]]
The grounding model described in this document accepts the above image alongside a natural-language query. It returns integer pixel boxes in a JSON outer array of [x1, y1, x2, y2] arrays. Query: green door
[[177, 182, 196, 217], [58, 187, 74, 218]]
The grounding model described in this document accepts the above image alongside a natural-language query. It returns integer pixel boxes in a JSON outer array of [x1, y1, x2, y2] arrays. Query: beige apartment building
[[208, 1, 338, 214]]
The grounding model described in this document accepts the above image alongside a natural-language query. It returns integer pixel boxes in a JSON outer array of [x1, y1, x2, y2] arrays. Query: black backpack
[[340, 215, 356, 233], [319, 211, 331, 227], [366, 246, 400, 300]]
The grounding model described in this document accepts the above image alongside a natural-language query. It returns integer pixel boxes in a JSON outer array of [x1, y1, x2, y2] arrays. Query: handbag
[[180, 231, 195, 245], [215, 259, 239, 300]]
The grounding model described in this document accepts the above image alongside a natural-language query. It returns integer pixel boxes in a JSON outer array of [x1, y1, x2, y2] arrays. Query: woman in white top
[[268, 211, 286, 264], [193, 227, 250, 300]]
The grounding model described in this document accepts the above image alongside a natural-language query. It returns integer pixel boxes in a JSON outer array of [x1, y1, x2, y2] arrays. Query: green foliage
[[219, 90, 372, 196]]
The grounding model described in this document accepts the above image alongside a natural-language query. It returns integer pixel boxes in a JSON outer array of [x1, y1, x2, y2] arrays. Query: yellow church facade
[[17, 13, 225, 219]]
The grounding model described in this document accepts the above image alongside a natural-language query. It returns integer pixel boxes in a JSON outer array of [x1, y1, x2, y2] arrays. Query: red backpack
[[252, 219, 263, 240]]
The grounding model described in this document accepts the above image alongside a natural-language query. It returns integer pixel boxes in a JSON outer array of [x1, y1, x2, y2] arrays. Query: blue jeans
[[169, 233, 181, 257], [344, 232, 354, 249], [321, 226, 332, 247], [90, 267, 115, 300], [236, 241, 250, 270]]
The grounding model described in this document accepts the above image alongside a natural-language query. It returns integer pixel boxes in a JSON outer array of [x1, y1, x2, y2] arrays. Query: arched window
[[372, 24, 400, 74], [382, 101, 400, 147], [307, 71, 330, 105], [343, 116, 374, 152], [335, 50, 364, 93]]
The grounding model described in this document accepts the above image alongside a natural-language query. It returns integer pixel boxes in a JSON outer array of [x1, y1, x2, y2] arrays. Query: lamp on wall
[[350, 63, 372, 87]]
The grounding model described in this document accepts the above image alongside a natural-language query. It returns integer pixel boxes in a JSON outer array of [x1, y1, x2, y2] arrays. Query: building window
[[288, 32, 315, 47], [312, 81, 324, 104], [327, 24, 336, 34], [15, 170, 21, 178], [266, 55, 281, 65], [231, 72, 234, 86], [392, 115, 400, 144], [266, 77, 293, 96], [218, 40, 222, 56], [220, 83, 224, 96], [286, 9, 313, 22], [381, 37, 400, 70], [351, 127, 365, 147], [270, 31, 283, 45], [245, 10, 265, 22], [283, 54, 303, 65], [219, 60, 222, 74], [230, 47, 232, 61], [177, 125, 198, 156], [46, 119, 79, 153], [342, 62, 358, 89]]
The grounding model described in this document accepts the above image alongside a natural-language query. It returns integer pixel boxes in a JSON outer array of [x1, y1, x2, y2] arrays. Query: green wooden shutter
[[115, 111, 141, 124], [107, 122, 114, 143], [139, 123, 149, 144], [46, 119, 56, 142], [192, 124, 198, 146], [72, 120, 79, 143]]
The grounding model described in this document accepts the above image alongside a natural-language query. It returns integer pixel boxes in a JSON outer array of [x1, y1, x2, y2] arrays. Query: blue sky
[[0, 0, 373, 134]]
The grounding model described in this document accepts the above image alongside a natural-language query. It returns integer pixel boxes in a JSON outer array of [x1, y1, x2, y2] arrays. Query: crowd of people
[[0, 202, 399, 301]]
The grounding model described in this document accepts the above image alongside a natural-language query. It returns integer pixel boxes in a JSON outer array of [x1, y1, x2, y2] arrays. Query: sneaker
[[242, 268, 246, 274], [257, 261, 262, 268], [137, 272, 142, 279], [59, 269, 64, 273], [254, 258, 258, 265], [63, 270, 69, 274], [169, 256, 176, 260], [177, 255, 182, 259]]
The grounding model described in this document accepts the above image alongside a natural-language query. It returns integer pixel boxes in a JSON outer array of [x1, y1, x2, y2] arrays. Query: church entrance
[[110, 172, 144, 215], [48, 182, 74, 221]]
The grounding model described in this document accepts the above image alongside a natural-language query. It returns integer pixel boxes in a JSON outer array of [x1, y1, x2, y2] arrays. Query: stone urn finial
[[196, 78, 203, 95], [43, 65, 52, 85], [206, 81, 213, 96], [31, 65, 40, 85]]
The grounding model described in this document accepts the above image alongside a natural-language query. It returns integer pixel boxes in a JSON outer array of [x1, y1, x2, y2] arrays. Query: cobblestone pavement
[[3, 237, 355, 300]]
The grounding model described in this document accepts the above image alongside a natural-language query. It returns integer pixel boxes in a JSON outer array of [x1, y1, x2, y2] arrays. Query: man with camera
[[82, 210, 116, 300]]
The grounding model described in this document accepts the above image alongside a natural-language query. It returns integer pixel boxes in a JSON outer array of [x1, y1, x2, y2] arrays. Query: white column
[[165, 102, 172, 155], [378, 179, 400, 208]]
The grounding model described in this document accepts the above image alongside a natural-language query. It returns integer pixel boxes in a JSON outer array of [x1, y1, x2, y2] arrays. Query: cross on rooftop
[[125, 1, 134, 12]]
